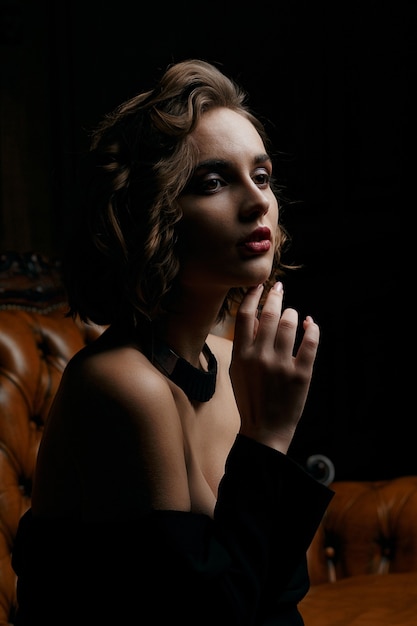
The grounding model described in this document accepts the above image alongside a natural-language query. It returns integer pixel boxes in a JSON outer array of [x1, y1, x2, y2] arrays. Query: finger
[[272, 307, 299, 358], [233, 284, 264, 348], [254, 281, 285, 344], [294, 316, 320, 371]]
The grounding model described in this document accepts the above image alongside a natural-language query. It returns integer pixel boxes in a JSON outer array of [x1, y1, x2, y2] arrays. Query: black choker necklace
[[151, 338, 217, 402]]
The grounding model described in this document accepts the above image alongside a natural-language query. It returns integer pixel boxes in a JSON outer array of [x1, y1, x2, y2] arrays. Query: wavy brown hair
[[64, 59, 289, 328]]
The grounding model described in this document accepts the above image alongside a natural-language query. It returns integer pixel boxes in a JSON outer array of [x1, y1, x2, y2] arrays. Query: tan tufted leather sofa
[[301, 477, 417, 624], [0, 251, 416, 625], [0, 252, 103, 625]]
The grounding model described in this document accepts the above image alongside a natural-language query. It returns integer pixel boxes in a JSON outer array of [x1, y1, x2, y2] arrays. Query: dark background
[[1, 0, 414, 480]]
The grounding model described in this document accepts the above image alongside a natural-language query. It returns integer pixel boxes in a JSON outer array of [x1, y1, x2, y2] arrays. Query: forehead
[[190, 107, 267, 160]]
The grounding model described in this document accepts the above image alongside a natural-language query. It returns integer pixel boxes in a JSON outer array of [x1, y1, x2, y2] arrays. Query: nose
[[239, 180, 270, 222]]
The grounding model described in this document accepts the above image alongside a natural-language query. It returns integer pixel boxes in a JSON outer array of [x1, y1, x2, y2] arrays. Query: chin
[[240, 273, 272, 289], [249, 264, 273, 285]]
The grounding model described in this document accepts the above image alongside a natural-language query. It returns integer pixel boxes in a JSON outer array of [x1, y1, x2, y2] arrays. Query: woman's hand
[[230, 282, 320, 454]]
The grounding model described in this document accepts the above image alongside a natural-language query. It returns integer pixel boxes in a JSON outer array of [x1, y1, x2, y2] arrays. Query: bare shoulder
[[38, 331, 191, 516], [60, 331, 180, 427]]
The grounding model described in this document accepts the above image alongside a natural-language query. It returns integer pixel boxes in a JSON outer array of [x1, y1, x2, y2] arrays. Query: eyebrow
[[194, 153, 272, 172]]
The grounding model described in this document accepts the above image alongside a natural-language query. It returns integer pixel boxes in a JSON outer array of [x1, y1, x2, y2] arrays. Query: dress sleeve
[[12, 435, 333, 626], [136, 435, 334, 624]]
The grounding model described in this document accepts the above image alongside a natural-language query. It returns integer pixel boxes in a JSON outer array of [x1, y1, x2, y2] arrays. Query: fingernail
[[273, 281, 283, 293]]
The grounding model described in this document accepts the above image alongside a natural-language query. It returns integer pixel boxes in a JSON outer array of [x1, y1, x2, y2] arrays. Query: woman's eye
[[200, 177, 224, 193], [253, 170, 271, 187], [182, 176, 224, 196]]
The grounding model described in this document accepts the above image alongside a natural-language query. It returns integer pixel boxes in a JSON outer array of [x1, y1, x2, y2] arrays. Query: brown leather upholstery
[[301, 571, 417, 626], [0, 252, 103, 625], [0, 251, 416, 625], [308, 477, 417, 584], [302, 477, 417, 625]]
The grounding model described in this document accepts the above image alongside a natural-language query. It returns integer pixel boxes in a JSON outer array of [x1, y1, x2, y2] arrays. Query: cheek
[[177, 208, 232, 252], [271, 194, 279, 219], [177, 224, 227, 260]]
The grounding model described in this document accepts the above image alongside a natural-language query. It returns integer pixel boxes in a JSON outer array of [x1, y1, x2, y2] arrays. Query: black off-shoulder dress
[[12, 435, 333, 625]]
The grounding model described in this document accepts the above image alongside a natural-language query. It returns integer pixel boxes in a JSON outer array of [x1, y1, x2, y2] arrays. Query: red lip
[[238, 226, 272, 255], [241, 226, 271, 244]]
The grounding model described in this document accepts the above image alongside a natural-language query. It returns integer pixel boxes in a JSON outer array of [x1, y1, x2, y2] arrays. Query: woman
[[12, 59, 333, 625]]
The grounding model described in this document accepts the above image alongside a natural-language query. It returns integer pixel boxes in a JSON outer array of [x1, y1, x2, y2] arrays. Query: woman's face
[[176, 107, 279, 293]]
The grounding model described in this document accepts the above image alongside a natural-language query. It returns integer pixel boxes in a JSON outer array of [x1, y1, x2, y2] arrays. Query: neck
[[152, 299, 225, 367]]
